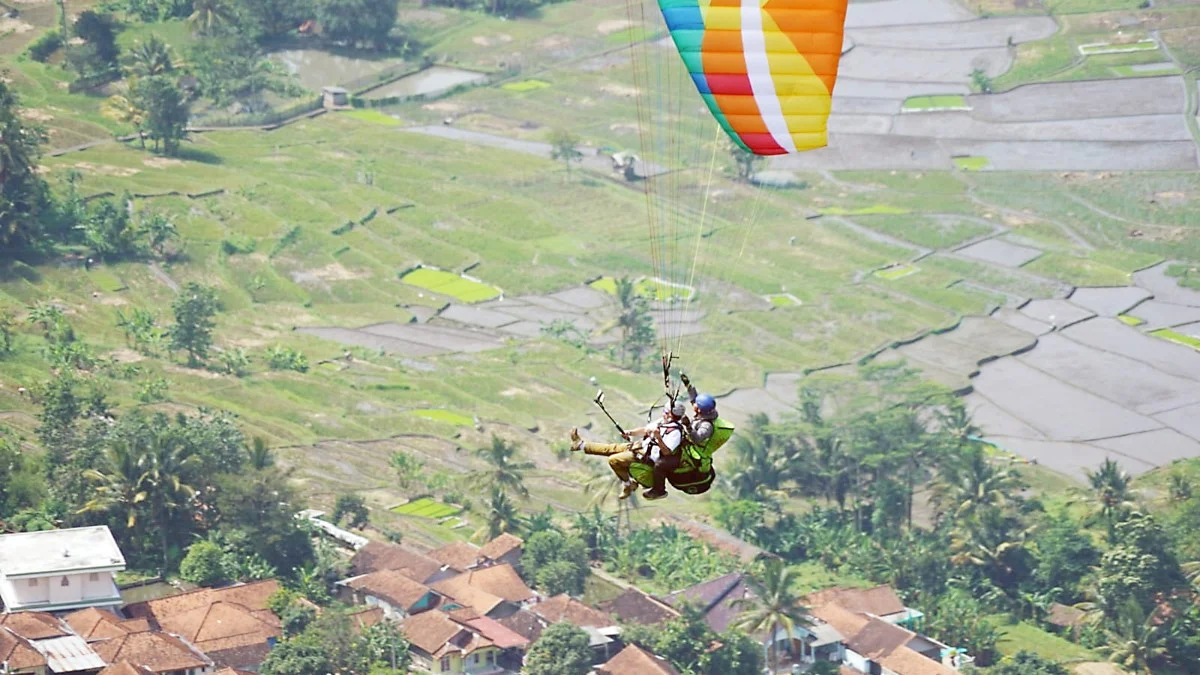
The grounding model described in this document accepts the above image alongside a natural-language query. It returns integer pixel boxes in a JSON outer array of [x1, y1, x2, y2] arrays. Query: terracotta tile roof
[[350, 541, 445, 582], [400, 610, 473, 656], [878, 645, 960, 675], [345, 569, 439, 610], [809, 604, 871, 645], [458, 564, 535, 603], [348, 606, 385, 631], [0, 628, 46, 670], [533, 594, 614, 628], [98, 662, 155, 675], [463, 616, 530, 650], [63, 607, 144, 641], [0, 611, 72, 640], [478, 533, 523, 561], [496, 609, 546, 642], [596, 644, 681, 675], [123, 580, 282, 669], [212, 668, 255, 675], [432, 575, 505, 616], [806, 585, 906, 618], [124, 580, 280, 624], [847, 617, 914, 660], [598, 588, 680, 626], [839, 667, 859, 675], [430, 541, 482, 571], [92, 631, 211, 673]]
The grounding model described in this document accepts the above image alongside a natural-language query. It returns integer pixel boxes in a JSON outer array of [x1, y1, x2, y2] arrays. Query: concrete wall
[[1, 571, 118, 609]]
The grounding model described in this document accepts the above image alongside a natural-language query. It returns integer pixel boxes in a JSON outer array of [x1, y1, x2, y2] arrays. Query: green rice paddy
[[954, 156, 989, 171], [501, 79, 552, 92], [391, 497, 463, 519], [766, 293, 801, 307], [901, 95, 968, 111], [1118, 314, 1145, 327], [876, 265, 919, 280], [1079, 39, 1158, 55], [400, 267, 501, 303], [343, 109, 402, 126], [1152, 329, 1200, 351]]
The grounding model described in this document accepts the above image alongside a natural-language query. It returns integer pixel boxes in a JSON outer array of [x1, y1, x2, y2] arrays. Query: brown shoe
[[642, 489, 668, 501], [619, 481, 637, 500], [569, 427, 583, 452]]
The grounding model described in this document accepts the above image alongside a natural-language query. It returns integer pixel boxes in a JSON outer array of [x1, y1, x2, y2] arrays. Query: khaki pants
[[583, 442, 639, 483]]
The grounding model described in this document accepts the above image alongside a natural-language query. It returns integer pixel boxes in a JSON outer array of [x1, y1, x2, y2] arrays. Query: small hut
[[322, 86, 350, 109]]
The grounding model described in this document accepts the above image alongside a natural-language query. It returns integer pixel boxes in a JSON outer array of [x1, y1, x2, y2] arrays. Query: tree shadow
[[172, 146, 222, 165]]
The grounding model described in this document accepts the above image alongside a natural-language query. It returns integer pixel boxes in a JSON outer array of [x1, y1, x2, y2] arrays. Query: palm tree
[[101, 85, 147, 149], [188, 0, 234, 35], [732, 559, 811, 671], [79, 442, 149, 531], [1099, 600, 1167, 675], [1082, 458, 1135, 541], [123, 35, 178, 78], [582, 463, 639, 536], [931, 445, 1025, 525], [138, 432, 200, 569], [469, 435, 534, 500], [475, 489, 523, 541], [247, 437, 273, 470]]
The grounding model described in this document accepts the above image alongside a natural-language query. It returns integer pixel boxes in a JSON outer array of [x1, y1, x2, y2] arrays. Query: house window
[[440, 657, 451, 672], [60, 576, 70, 587], [487, 652, 495, 664], [27, 578, 38, 587], [89, 572, 100, 581], [473, 654, 480, 664]]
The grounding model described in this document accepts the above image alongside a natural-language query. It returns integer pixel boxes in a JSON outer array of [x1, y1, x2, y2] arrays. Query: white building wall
[[1, 571, 118, 610], [845, 649, 871, 673]]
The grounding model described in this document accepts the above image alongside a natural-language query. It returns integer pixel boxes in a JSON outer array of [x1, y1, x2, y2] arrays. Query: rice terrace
[[1, 0, 1200, 671]]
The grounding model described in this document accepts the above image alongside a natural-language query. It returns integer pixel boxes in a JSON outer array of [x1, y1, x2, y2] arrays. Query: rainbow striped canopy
[[660, 0, 849, 156]]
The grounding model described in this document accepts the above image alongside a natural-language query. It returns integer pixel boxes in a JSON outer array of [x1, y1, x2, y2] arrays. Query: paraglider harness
[[593, 354, 735, 495]]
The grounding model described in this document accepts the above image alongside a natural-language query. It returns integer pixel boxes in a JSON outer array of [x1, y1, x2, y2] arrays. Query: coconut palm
[[1081, 458, 1135, 541], [1098, 600, 1168, 675], [732, 559, 811, 671], [931, 445, 1025, 525], [123, 35, 178, 78], [79, 442, 149, 530], [582, 462, 639, 536], [138, 432, 200, 568], [188, 0, 234, 35], [475, 489, 524, 541], [469, 435, 534, 500]]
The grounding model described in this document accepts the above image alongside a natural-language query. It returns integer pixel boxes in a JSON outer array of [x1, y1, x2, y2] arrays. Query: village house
[[337, 569, 444, 620], [0, 611, 107, 675], [474, 534, 522, 569], [0, 527, 125, 614], [595, 644, 680, 675], [122, 580, 284, 671], [428, 542, 484, 574], [597, 587, 680, 627], [528, 594, 622, 662], [430, 565, 534, 620], [799, 586, 971, 674], [399, 608, 527, 674], [349, 542, 457, 585]]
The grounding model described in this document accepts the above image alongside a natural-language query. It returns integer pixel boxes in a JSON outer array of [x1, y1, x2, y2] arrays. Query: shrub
[[27, 30, 62, 62]]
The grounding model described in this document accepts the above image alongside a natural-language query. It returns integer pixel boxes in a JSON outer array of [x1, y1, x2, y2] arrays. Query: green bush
[[27, 31, 63, 63], [220, 234, 257, 255], [266, 345, 309, 373]]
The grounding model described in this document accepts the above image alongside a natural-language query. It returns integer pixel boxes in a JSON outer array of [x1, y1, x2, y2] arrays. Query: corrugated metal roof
[[32, 635, 107, 672]]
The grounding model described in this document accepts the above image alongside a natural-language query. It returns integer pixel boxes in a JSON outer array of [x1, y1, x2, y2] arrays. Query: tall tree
[[133, 76, 189, 155], [931, 445, 1025, 526], [314, 0, 399, 49], [476, 488, 523, 541], [0, 82, 52, 252], [169, 283, 219, 366], [523, 623, 592, 675], [1082, 458, 1135, 542], [72, 10, 120, 73], [732, 559, 810, 671], [548, 129, 584, 177], [469, 435, 534, 499], [1100, 600, 1168, 675], [123, 35, 178, 78], [189, 0, 236, 35]]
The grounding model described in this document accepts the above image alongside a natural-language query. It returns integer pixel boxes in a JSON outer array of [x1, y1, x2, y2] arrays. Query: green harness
[[629, 417, 735, 494]]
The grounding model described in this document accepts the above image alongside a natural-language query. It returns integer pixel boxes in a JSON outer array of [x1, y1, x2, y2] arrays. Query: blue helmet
[[694, 393, 717, 415]]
